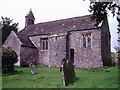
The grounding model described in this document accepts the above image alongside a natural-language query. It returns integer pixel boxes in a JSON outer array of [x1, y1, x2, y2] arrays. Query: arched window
[[87, 36, 91, 48], [40, 38, 48, 50], [43, 41, 45, 50], [28, 19, 31, 25], [83, 37, 86, 48], [82, 33, 91, 48], [70, 49, 74, 64], [31, 20, 34, 24], [46, 41, 48, 50]]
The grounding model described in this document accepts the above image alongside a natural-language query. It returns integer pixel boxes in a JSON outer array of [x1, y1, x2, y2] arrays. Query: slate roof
[[19, 15, 97, 36], [17, 34, 36, 48]]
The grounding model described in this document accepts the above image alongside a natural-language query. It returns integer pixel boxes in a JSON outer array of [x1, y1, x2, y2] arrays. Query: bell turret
[[25, 9, 35, 27]]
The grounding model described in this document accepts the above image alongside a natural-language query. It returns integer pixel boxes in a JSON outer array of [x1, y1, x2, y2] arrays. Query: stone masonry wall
[[30, 35, 49, 65], [69, 29, 103, 68], [100, 17, 112, 66], [3, 31, 22, 66], [30, 33, 66, 67], [20, 46, 38, 66], [49, 34, 66, 67], [30, 29, 104, 68]]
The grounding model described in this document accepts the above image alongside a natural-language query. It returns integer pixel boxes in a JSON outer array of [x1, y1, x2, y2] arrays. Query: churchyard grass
[[2, 66, 118, 88]]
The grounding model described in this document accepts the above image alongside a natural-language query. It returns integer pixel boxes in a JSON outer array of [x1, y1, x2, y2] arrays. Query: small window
[[82, 33, 91, 48], [43, 41, 45, 50], [87, 36, 91, 48], [40, 38, 48, 50], [83, 36, 86, 48], [46, 41, 48, 49], [28, 19, 31, 25], [31, 20, 34, 24]]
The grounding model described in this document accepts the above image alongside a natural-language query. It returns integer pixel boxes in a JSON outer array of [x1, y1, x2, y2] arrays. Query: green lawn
[[2, 66, 118, 88]]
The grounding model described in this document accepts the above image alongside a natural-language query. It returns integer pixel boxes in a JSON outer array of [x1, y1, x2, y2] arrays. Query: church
[[3, 10, 112, 68]]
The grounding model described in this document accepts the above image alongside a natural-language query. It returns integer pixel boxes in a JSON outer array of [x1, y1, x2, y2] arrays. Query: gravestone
[[60, 58, 76, 86], [29, 63, 37, 74], [60, 58, 69, 86], [114, 58, 118, 66], [67, 60, 76, 83]]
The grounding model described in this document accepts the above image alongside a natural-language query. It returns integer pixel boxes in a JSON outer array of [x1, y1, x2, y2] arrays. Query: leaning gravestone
[[60, 58, 69, 86], [67, 59, 76, 83], [60, 58, 76, 86], [29, 63, 37, 74]]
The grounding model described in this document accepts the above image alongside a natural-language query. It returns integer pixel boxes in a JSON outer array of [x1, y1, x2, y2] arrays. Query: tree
[[89, 1, 116, 26], [2, 47, 18, 73], [0, 17, 18, 44], [87, 0, 120, 66]]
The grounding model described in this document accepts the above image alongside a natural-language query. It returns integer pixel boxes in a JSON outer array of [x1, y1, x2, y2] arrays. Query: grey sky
[[0, 0, 118, 52]]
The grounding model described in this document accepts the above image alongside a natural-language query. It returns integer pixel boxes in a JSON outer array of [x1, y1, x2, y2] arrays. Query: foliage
[[89, 1, 117, 26], [88, 1, 120, 66], [2, 66, 118, 88], [0, 17, 18, 44], [0, 24, 2, 46], [2, 48, 18, 73], [114, 46, 120, 53]]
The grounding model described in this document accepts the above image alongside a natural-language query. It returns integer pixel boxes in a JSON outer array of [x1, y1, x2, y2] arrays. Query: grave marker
[[29, 63, 37, 74]]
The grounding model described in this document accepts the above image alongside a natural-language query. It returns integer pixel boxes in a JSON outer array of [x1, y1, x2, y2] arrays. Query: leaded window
[[82, 33, 91, 48], [83, 36, 86, 48], [40, 38, 48, 50]]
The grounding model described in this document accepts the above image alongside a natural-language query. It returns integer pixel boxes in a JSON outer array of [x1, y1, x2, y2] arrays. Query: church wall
[[20, 46, 38, 66], [30, 34, 66, 67], [3, 31, 22, 66], [69, 29, 103, 68], [49, 34, 66, 67], [29, 35, 49, 65], [100, 18, 112, 66]]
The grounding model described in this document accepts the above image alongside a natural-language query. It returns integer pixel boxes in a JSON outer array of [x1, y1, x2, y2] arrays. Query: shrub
[[2, 48, 18, 73]]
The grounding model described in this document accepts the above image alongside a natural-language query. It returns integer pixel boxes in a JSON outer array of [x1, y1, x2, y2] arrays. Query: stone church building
[[3, 10, 112, 68]]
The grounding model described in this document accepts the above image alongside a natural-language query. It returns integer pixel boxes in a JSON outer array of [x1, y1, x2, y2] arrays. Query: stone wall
[[3, 31, 22, 66], [101, 17, 112, 66], [49, 34, 66, 67], [20, 46, 38, 66], [69, 29, 103, 68], [30, 27, 111, 68], [29, 35, 49, 65], [30, 33, 67, 67]]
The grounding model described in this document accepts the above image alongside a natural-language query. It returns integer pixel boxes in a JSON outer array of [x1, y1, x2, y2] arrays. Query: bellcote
[[25, 9, 35, 27]]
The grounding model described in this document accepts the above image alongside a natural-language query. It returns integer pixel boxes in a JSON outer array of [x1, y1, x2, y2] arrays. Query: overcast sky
[[0, 0, 118, 52]]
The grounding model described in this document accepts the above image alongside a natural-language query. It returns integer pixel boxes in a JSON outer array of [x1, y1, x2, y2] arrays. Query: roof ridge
[[19, 14, 97, 36], [35, 14, 92, 25]]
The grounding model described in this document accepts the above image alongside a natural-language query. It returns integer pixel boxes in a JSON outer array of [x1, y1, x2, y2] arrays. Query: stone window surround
[[40, 38, 48, 51], [81, 33, 92, 48]]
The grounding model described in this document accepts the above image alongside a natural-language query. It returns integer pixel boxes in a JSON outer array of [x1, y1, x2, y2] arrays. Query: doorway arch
[[70, 48, 74, 63]]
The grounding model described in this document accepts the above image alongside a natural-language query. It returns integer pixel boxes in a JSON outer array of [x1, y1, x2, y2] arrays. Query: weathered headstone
[[60, 58, 69, 86], [29, 63, 37, 74], [67, 60, 76, 83], [60, 58, 76, 86], [114, 58, 118, 66]]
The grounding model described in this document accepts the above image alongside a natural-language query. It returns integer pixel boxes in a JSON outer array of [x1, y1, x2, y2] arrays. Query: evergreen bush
[[2, 48, 18, 73]]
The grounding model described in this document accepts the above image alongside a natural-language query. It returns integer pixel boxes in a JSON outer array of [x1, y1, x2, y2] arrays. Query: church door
[[70, 49, 74, 63]]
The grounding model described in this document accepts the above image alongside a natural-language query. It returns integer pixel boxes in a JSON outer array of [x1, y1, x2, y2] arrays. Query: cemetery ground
[[2, 66, 118, 88]]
